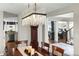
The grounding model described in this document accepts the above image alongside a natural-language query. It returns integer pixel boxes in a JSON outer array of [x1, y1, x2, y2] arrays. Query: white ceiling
[[48, 12, 74, 22], [0, 3, 28, 15], [36, 3, 73, 14], [54, 12, 74, 18], [0, 3, 73, 15]]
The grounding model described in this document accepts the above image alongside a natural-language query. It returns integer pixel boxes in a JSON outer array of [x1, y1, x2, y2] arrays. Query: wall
[[18, 14, 31, 45], [18, 15, 45, 46], [0, 12, 5, 52], [4, 17, 18, 32], [73, 7, 79, 55]]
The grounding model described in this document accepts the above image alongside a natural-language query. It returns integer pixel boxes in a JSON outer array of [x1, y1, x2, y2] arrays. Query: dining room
[[0, 3, 78, 56]]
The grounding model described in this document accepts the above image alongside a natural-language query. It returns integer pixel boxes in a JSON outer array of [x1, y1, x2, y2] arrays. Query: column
[[0, 12, 5, 53], [42, 25, 45, 43], [45, 18, 49, 43], [66, 21, 70, 42], [38, 25, 43, 47], [54, 21, 58, 43]]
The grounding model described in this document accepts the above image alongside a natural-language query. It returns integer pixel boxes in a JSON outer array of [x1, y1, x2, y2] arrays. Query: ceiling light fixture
[[22, 3, 46, 26]]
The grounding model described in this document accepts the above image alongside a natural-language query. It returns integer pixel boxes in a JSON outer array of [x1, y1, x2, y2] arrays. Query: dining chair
[[41, 42, 49, 51], [41, 42, 50, 55], [52, 45, 64, 56]]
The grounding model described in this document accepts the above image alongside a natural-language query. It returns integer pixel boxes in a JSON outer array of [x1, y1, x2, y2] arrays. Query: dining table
[[17, 45, 43, 56]]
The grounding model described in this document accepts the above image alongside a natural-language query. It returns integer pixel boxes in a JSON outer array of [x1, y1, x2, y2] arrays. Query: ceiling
[[48, 12, 74, 22], [0, 3, 28, 15], [0, 3, 73, 15]]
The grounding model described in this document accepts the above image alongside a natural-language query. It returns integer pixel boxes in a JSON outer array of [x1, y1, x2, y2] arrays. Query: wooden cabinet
[[30, 26, 38, 50]]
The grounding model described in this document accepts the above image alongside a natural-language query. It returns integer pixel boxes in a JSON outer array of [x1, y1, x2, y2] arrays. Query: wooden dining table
[[17, 46, 43, 56], [6, 41, 49, 56]]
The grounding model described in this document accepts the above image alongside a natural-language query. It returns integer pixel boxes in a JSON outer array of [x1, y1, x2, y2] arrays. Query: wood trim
[[22, 13, 46, 19]]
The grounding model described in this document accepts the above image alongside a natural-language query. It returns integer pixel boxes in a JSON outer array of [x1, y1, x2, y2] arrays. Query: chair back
[[41, 42, 49, 47], [52, 45, 64, 56], [41, 42, 49, 53]]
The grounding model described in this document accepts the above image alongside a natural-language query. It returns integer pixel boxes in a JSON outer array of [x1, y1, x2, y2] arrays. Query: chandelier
[[22, 3, 46, 26]]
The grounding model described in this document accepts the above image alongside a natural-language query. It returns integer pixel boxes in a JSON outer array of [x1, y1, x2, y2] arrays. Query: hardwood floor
[[6, 41, 28, 56], [6, 48, 22, 56]]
